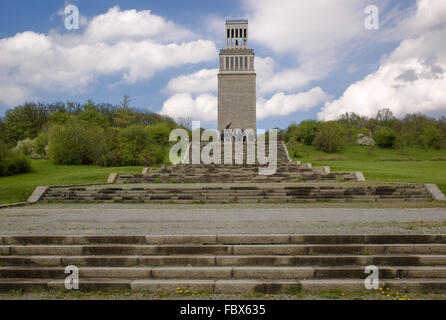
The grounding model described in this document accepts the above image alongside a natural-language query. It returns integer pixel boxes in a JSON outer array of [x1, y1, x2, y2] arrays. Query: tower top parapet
[[225, 19, 248, 49], [226, 19, 248, 25]]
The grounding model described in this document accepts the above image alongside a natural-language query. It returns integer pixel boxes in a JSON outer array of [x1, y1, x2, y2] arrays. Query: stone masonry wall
[[218, 73, 256, 132]]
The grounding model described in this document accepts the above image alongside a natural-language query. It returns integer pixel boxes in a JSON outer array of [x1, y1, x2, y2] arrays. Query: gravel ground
[[0, 203, 445, 235], [1, 289, 444, 300]]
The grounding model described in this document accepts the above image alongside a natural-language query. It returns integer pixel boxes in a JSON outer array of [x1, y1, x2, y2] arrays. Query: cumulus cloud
[[0, 6, 217, 106], [257, 87, 328, 120], [160, 93, 217, 122], [84, 6, 195, 43], [162, 56, 329, 122], [319, 0, 446, 120], [160, 88, 328, 123], [165, 68, 218, 94], [244, 0, 386, 89]]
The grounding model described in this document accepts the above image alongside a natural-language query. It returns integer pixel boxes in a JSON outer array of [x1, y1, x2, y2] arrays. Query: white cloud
[[0, 83, 32, 106], [162, 55, 328, 122], [244, 0, 385, 89], [160, 93, 217, 122], [159, 87, 327, 123], [0, 6, 217, 106], [84, 6, 195, 43], [257, 87, 328, 120], [165, 68, 218, 94], [319, 0, 446, 120]]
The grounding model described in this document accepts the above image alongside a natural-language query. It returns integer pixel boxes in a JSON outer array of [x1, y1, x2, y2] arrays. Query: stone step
[[3, 244, 446, 256], [2, 278, 446, 293], [3, 266, 446, 280], [3, 234, 446, 245], [1, 254, 446, 267]]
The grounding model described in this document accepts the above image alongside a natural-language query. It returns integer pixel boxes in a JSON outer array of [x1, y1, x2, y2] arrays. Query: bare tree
[[120, 95, 131, 109]]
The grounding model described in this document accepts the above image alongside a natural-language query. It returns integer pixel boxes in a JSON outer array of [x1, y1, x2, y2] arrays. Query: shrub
[[118, 125, 150, 166], [290, 120, 320, 145], [420, 127, 442, 150], [14, 138, 34, 157], [141, 144, 165, 166], [146, 123, 171, 145], [0, 142, 31, 177], [313, 122, 345, 153], [33, 132, 48, 158], [48, 121, 105, 165], [287, 141, 304, 158], [374, 128, 397, 148]]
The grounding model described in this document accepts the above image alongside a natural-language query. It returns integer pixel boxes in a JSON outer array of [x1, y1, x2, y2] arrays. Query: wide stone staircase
[[41, 183, 434, 203], [115, 141, 362, 184], [30, 140, 442, 204], [2, 234, 446, 294]]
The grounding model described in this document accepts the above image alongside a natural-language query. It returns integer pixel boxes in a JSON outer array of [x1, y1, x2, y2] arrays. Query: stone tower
[[218, 19, 256, 133]]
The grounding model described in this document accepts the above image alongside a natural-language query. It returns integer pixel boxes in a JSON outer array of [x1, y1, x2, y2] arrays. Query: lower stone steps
[[1, 234, 446, 293], [2, 266, 446, 280], [1, 278, 446, 294], [40, 183, 433, 203], [3, 244, 446, 255], [2, 254, 445, 267]]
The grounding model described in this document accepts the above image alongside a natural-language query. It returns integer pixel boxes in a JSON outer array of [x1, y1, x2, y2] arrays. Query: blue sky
[[1, 0, 445, 129]]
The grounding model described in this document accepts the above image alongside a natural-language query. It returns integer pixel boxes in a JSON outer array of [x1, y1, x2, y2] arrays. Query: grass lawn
[[290, 144, 446, 195], [0, 160, 143, 204]]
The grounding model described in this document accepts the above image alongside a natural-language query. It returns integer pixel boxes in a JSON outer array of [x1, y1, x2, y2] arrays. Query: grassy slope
[[0, 160, 143, 204], [290, 144, 446, 194]]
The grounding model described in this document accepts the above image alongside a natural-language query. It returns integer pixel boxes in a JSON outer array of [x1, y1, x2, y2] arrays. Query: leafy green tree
[[313, 121, 345, 153], [2, 103, 48, 144], [48, 121, 105, 165], [287, 120, 320, 145], [118, 125, 150, 166], [420, 127, 442, 150], [374, 128, 397, 148], [146, 122, 172, 145], [78, 103, 109, 128]]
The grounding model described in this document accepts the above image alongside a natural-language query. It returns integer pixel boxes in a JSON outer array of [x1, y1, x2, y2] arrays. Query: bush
[[146, 123, 171, 145], [374, 128, 397, 148], [141, 144, 166, 166], [14, 138, 34, 157], [0, 142, 32, 177], [32, 132, 49, 158], [313, 122, 345, 153], [420, 127, 442, 150], [287, 141, 304, 158], [287, 120, 320, 145], [48, 121, 105, 165], [118, 125, 150, 166]]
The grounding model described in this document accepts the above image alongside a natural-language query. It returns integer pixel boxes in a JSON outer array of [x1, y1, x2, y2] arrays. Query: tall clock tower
[[218, 19, 256, 133]]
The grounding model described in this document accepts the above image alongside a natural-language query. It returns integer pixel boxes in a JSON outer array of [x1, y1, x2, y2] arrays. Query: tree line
[[0, 99, 179, 176], [1, 100, 446, 178], [283, 108, 446, 155]]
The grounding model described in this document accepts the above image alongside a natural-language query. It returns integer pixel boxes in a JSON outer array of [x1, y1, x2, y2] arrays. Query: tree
[[48, 121, 105, 165], [287, 120, 320, 145], [2, 103, 48, 144], [337, 112, 368, 129], [374, 128, 397, 148], [120, 95, 131, 109], [313, 121, 345, 153], [376, 108, 395, 123], [420, 127, 442, 150]]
